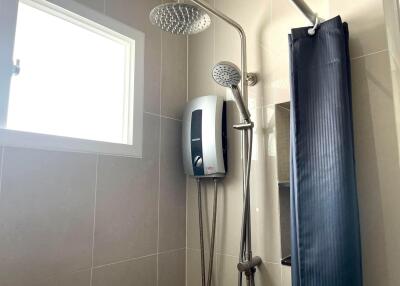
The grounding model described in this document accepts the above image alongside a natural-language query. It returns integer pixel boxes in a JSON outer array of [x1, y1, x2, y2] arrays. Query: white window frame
[[0, 0, 145, 157]]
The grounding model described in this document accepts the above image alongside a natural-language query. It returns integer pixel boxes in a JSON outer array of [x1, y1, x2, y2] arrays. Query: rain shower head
[[149, 3, 211, 35], [212, 61, 251, 122]]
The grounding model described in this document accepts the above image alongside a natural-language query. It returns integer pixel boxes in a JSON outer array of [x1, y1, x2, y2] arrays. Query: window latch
[[12, 59, 20, 76]]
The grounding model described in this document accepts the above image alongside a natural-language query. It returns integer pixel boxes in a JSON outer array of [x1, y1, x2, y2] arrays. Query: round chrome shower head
[[149, 3, 211, 35], [212, 61, 242, 87]]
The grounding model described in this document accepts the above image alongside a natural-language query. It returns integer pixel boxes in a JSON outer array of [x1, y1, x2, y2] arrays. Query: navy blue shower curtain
[[289, 16, 363, 286]]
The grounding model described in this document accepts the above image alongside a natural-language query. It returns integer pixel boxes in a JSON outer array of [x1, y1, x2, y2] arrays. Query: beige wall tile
[[47, 0, 104, 12], [214, 0, 270, 67], [351, 51, 400, 286], [214, 254, 238, 286], [186, 249, 203, 286], [254, 262, 281, 286], [105, 0, 162, 114], [92, 255, 157, 286], [0, 148, 96, 286], [262, 0, 330, 106], [159, 118, 186, 251], [251, 106, 282, 263], [93, 114, 159, 266], [186, 248, 218, 286], [40, 270, 91, 286], [268, 0, 329, 55], [330, 0, 388, 58], [382, 0, 400, 165], [281, 266, 291, 286], [162, 33, 188, 119], [75, 0, 104, 12], [188, 23, 216, 99], [158, 249, 186, 286]]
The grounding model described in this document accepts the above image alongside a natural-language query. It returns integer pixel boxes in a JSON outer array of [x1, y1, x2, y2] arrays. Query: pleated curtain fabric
[[289, 16, 363, 286]]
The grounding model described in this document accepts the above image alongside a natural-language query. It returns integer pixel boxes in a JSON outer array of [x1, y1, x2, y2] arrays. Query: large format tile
[[351, 51, 400, 286], [47, 0, 104, 12], [214, 254, 238, 286], [93, 114, 159, 266], [281, 266, 291, 286], [40, 269, 91, 286], [267, 0, 329, 55], [74, 0, 104, 12], [0, 148, 97, 286], [214, 0, 270, 70], [254, 262, 282, 286], [186, 248, 217, 286], [261, 0, 329, 106], [330, 0, 388, 58], [188, 0, 216, 100], [159, 118, 186, 251], [251, 106, 282, 263], [158, 249, 186, 286], [161, 32, 188, 119], [105, 0, 162, 114], [92, 255, 157, 286]]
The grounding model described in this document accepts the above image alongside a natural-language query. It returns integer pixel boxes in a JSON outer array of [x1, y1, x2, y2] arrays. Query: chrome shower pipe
[[289, 0, 317, 24], [189, 0, 249, 108]]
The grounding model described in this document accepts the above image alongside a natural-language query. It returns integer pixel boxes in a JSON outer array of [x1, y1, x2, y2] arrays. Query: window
[[0, 0, 144, 156]]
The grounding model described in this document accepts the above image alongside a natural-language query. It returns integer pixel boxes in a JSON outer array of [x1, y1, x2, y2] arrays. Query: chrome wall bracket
[[246, 73, 258, 86]]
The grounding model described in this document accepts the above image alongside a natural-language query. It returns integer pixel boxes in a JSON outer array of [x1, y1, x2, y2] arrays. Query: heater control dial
[[194, 156, 203, 167]]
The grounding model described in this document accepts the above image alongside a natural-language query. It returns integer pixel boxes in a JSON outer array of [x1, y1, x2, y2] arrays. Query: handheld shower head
[[212, 62, 251, 122], [212, 61, 241, 88], [149, 3, 211, 35]]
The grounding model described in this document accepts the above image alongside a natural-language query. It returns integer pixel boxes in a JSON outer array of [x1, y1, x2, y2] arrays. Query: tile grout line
[[89, 154, 100, 286], [186, 247, 282, 265], [158, 247, 186, 255], [350, 48, 388, 61], [91, 247, 186, 271], [144, 111, 182, 122], [93, 253, 158, 270], [39, 246, 183, 286]]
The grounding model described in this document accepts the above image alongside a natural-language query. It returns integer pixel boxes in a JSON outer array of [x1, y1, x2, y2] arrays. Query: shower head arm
[[190, 0, 249, 109]]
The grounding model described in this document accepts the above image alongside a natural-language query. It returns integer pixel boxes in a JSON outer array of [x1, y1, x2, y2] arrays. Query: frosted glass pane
[[8, 2, 133, 144]]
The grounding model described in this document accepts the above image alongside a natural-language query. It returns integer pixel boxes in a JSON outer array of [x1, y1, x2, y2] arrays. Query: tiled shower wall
[[0, 0, 187, 285], [186, 0, 400, 286]]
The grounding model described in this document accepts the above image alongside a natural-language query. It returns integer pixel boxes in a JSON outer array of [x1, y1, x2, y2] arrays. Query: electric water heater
[[182, 95, 227, 178]]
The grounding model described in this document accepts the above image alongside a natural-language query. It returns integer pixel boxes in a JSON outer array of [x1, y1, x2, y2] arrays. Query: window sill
[[0, 128, 142, 157]]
